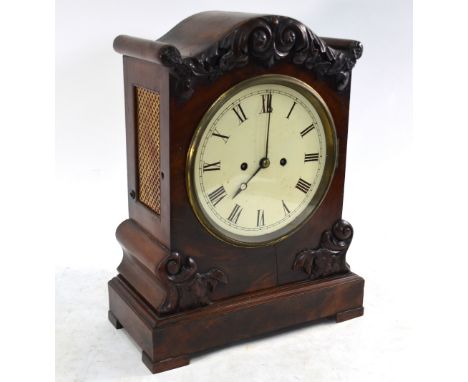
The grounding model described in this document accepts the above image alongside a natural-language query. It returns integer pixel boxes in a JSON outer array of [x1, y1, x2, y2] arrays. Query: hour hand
[[232, 158, 270, 199], [232, 165, 262, 199], [232, 183, 247, 199]]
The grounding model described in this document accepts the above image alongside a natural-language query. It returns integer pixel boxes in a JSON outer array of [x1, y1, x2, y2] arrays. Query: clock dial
[[187, 75, 336, 246]]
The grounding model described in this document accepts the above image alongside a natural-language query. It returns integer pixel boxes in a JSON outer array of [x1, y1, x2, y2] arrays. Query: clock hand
[[233, 93, 273, 200], [232, 165, 262, 199], [265, 110, 271, 158], [264, 93, 272, 158], [232, 158, 270, 199]]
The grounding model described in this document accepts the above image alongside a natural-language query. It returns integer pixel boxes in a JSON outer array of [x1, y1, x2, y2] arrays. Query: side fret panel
[[135, 87, 161, 215]]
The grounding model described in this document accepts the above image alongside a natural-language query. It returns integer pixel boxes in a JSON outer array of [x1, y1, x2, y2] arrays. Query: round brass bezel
[[186, 74, 337, 247]]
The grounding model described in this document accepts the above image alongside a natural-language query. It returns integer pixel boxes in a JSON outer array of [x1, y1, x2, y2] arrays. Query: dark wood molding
[[158, 252, 228, 314], [159, 15, 362, 99], [292, 219, 353, 279], [109, 272, 364, 373]]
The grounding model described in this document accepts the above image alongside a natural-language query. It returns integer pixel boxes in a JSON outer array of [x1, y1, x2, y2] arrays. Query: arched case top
[[114, 11, 363, 99]]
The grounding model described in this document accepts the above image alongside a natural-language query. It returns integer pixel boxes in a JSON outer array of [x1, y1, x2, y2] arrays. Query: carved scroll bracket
[[159, 15, 363, 100], [293, 219, 353, 280], [158, 252, 228, 314]]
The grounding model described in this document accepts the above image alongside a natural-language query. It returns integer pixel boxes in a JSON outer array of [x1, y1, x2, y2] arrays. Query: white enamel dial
[[187, 75, 336, 246]]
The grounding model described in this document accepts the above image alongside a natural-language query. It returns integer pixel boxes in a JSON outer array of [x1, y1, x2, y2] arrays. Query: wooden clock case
[[108, 11, 364, 374]]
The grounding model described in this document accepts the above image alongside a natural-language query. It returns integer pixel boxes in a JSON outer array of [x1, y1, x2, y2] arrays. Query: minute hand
[[265, 110, 271, 158], [264, 94, 272, 158]]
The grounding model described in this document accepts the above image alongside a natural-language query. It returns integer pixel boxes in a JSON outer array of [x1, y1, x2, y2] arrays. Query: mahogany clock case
[[108, 11, 364, 373]]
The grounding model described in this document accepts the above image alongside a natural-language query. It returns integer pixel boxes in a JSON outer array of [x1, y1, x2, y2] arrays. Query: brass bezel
[[186, 74, 337, 247]]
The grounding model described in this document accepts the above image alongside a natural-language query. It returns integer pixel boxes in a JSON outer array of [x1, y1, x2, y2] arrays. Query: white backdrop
[[55, 1, 435, 381]]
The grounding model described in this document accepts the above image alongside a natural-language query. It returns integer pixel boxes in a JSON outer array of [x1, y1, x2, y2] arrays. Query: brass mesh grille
[[135, 87, 161, 215]]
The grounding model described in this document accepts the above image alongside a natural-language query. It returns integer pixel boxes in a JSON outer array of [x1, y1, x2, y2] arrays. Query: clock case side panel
[[114, 56, 172, 310], [122, 56, 171, 246]]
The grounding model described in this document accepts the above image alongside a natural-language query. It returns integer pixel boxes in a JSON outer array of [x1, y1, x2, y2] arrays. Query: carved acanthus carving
[[293, 219, 353, 279], [158, 252, 228, 314], [160, 15, 363, 99]]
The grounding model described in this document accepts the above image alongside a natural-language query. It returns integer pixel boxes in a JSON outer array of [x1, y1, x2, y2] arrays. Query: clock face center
[[187, 74, 337, 246], [260, 158, 270, 169]]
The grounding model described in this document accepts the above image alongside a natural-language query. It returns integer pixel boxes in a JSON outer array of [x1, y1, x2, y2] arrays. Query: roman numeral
[[295, 178, 311, 194], [203, 161, 221, 172], [282, 200, 290, 215], [256, 209, 265, 227], [304, 153, 319, 162], [261, 93, 273, 113], [212, 129, 230, 143], [208, 185, 227, 206], [300, 123, 315, 138], [286, 101, 296, 119], [232, 103, 247, 124], [228, 204, 243, 223]]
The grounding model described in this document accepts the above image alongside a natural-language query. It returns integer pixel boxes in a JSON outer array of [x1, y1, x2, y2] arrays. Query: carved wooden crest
[[159, 15, 363, 99]]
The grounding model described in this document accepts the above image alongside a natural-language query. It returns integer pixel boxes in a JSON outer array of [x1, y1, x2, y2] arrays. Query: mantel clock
[[108, 11, 365, 373]]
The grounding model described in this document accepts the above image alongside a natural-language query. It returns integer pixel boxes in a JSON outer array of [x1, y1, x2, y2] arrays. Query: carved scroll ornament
[[159, 15, 363, 99], [293, 219, 353, 279], [158, 252, 228, 314]]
